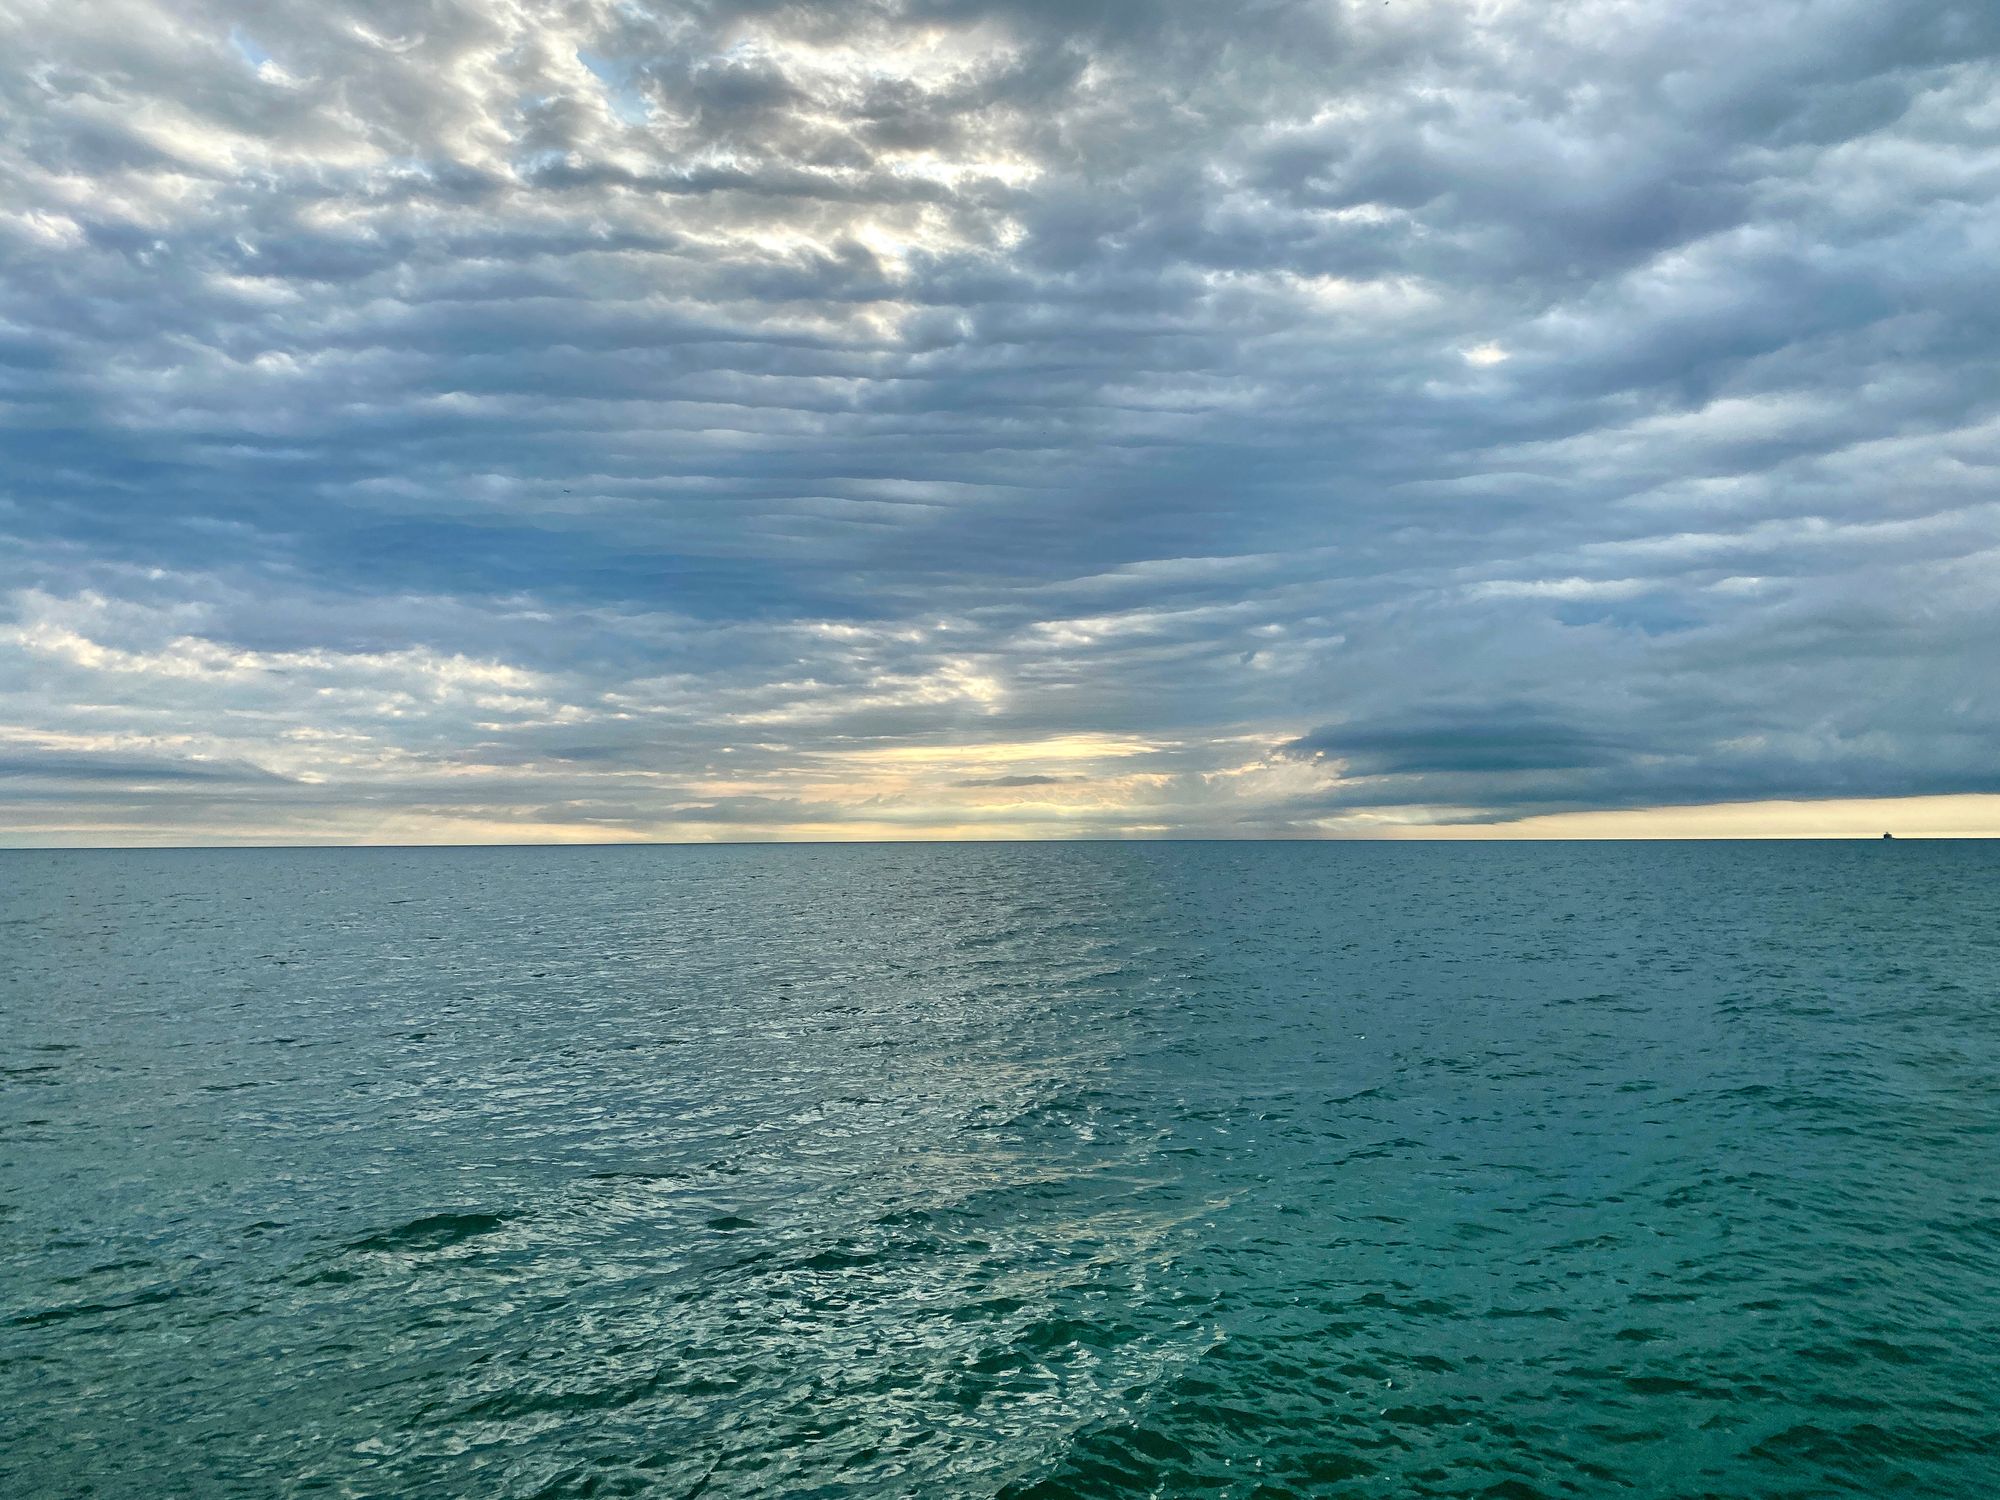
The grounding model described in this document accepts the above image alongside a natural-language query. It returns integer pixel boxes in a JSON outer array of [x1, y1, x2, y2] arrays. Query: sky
[[1, 0, 1997, 845]]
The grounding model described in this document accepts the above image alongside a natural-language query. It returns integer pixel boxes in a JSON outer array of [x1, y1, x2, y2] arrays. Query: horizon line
[[0, 833, 1982, 852]]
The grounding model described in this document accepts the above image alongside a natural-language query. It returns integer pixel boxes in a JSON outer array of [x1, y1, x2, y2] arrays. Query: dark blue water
[[3, 842, 1998, 1497]]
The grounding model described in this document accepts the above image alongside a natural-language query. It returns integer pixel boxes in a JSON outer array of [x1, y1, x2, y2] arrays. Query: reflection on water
[[3, 842, 1998, 1497]]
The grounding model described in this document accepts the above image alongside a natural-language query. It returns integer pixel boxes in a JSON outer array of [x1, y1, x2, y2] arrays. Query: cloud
[[954, 773, 1077, 787], [1288, 705, 1641, 777], [1, 0, 1997, 841], [0, 747, 289, 786]]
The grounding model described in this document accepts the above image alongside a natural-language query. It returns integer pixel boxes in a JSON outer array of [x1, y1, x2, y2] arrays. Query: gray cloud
[[954, 773, 1078, 787], [1288, 706, 1642, 778], [0, 749, 290, 785], [1, 0, 1996, 841]]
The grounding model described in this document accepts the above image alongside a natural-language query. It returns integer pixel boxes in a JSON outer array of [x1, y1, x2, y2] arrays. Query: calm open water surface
[[3, 842, 1998, 1497]]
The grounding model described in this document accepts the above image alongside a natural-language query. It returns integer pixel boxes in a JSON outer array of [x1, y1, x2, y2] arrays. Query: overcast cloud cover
[[1, 0, 1997, 843]]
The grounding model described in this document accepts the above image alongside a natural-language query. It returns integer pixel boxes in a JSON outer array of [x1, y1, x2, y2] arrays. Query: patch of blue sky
[[227, 25, 271, 69], [576, 50, 651, 125]]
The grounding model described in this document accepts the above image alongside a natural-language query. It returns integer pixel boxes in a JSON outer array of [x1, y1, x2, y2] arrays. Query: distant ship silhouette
[[1882, 831, 1895, 839]]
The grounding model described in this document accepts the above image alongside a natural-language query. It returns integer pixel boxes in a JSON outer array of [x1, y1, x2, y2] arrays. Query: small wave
[[345, 1211, 509, 1254], [11, 1286, 181, 1328]]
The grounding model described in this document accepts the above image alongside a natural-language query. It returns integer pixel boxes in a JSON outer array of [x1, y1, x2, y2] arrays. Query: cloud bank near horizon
[[2, 0, 1997, 843]]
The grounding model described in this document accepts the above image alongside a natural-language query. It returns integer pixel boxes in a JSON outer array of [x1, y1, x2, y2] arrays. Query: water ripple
[[4, 841, 1999, 1497]]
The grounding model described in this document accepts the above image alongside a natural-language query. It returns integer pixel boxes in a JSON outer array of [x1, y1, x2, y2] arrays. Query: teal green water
[[3, 842, 1997, 1497]]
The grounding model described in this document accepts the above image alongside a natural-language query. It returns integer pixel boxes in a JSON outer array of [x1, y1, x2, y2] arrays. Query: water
[[3, 842, 1997, 1498]]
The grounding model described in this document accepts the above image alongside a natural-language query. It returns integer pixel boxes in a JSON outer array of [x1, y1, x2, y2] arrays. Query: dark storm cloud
[[1, 0, 1996, 841]]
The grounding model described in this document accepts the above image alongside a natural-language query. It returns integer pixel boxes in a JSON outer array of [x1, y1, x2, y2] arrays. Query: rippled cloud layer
[[3, 0, 1997, 842]]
